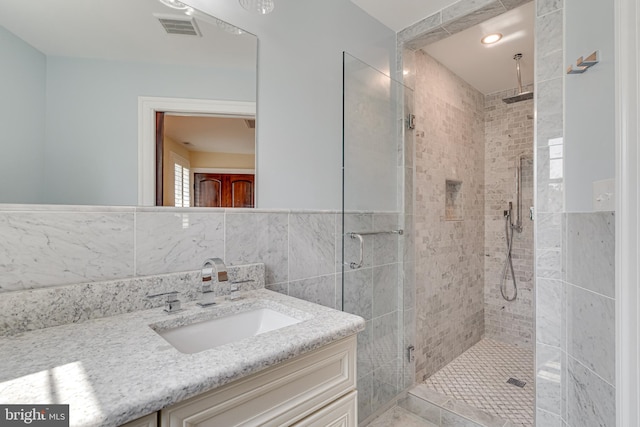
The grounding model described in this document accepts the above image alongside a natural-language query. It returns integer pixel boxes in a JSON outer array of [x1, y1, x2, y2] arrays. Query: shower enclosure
[[341, 52, 414, 424], [341, 48, 536, 427], [395, 47, 535, 426]]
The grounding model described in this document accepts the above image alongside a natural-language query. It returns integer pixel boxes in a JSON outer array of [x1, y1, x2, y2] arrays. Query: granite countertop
[[0, 289, 365, 427]]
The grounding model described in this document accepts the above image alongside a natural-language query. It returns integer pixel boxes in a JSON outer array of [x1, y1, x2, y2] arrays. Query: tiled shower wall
[[484, 88, 534, 348], [413, 50, 485, 382]]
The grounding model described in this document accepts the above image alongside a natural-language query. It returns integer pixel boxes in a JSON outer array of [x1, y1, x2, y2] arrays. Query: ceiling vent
[[155, 15, 201, 36]]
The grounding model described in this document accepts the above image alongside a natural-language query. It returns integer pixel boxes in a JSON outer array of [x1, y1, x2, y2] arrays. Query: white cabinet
[[292, 391, 357, 427], [160, 335, 357, 427], [120, 413, 157, 427]]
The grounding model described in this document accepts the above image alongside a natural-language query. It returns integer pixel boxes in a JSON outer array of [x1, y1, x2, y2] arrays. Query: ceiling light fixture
[[481, 33, 503, 45], [158, 0, 194, 15], [239, 0, 275, 15]]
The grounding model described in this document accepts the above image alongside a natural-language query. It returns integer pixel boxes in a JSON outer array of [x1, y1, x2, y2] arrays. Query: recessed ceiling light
[[481, 33, 503, 45]]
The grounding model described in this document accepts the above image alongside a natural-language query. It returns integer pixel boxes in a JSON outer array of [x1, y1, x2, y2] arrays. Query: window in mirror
[[172, 153, 191, 208]]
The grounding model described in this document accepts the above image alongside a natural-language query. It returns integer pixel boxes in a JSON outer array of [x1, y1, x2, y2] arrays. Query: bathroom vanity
[[0, 287, 363, 427], [153, 337, 355, 426]]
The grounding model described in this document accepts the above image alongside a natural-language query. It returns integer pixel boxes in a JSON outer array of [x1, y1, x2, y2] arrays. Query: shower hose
[[500, 211, 518, 301]]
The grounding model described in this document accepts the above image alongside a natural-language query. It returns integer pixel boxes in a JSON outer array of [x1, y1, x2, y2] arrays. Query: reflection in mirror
[[159, 115, 256, 208], [0, 0, 257, 206]]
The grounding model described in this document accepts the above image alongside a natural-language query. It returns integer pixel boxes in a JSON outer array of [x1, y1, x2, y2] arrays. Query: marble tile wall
[[4, 205, 393, 308], [0, 206, 345, 310], [484, 87, 535, 348], [0, 205, 361, 321], [0, 203, 405, 422], [564, 212, 616, 426], [534, 0, 567, 424], [413, 50, 486, 383]]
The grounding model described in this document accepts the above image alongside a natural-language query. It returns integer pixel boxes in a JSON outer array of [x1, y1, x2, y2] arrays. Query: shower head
[[502, 53, 533, 104], [503, 91, 533, 104]]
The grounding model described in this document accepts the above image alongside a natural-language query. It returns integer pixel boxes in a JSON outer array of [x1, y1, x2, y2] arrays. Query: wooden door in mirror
[[194, 173, 254, 208]]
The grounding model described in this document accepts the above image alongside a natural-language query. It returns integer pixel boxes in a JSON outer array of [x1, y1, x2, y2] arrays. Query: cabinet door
[[161, 336, 356, 427], [292, 391, 357, 427], [194, 174, 223, 207], [228, 174, 254, 208], [193, 173, 254, 207], [119, 413, 157, 427]]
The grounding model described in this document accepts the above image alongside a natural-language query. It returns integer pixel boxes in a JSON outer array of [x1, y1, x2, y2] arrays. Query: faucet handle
[[227, 280, 253, 301], [147, 291, 182, 314], [228, 283, 241, 301]]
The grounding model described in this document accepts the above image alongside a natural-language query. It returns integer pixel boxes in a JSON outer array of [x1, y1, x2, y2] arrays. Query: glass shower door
[[341, 52, 412, 423]]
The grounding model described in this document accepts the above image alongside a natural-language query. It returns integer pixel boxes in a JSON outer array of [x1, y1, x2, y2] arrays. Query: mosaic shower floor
[[422, 338, 534, 426], [364, 338, 534, 427]]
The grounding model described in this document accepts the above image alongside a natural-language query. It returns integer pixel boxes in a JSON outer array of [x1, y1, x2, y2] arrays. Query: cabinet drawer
[[161, 335, 356, 427], [292, 391, 357, 427]]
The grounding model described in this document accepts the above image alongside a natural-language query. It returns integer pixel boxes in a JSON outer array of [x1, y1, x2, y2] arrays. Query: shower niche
[[445, 179, 463, 221]]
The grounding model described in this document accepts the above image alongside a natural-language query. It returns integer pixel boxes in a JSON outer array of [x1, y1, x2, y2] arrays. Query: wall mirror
[[0, 0, 257, 207]]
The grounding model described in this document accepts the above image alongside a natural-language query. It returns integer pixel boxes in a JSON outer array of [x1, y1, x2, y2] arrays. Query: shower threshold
[[399, 384, 512, 427]]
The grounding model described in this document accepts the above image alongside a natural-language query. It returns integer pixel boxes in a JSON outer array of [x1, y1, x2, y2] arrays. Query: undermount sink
[[154, 308, 302, 354]]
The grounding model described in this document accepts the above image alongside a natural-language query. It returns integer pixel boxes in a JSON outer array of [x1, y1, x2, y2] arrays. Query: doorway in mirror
[[154, 112, 256, 208]]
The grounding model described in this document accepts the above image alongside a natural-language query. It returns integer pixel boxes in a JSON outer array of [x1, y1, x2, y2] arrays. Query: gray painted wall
[[0, 26, 46, 203], [188, 0, 397, 210], [564, 0, 615, 212]]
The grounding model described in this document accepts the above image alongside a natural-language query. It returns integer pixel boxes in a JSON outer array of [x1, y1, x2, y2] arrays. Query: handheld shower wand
[[500, 202, 518, 301]]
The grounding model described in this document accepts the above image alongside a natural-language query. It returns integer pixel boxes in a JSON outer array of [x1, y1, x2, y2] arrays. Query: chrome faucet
[[198, 258, 228, 307]]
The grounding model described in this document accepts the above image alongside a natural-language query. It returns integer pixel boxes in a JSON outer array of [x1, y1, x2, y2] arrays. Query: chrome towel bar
[[345, 229, 404, 269]]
